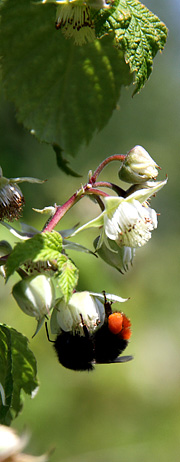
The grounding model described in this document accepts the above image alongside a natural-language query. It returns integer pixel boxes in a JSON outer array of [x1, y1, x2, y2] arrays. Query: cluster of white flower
[[72, 145, 167, 271], [0, 145, 167, 372]]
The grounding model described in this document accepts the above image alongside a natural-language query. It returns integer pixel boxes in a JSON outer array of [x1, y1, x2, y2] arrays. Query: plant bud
[[118, 145, 159, 184], [12, 274, 55, 320]]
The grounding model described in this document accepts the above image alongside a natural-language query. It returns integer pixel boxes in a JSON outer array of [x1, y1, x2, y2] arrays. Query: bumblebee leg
[[102, 290, 112, 318], [45, 322, 54, 343], [80, 313, 90, 339]]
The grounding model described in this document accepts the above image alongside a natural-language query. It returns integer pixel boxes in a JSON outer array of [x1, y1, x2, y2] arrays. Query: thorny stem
[[89, 154, 126, 184], [43, 185, 109, 232], [43, 154, 126, 233], [43, 192, 81, 232]]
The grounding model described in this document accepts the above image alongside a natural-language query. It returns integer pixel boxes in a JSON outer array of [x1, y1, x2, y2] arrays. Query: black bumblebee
[[46, 292, 132, 371]]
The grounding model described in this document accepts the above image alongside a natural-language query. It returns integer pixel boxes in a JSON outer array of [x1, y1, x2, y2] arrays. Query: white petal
[[89, 292, 128, 303], [105, 199, 157, 248]]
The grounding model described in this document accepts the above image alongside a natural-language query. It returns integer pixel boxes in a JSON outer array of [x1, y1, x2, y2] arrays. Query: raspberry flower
[[50, 291, 127, 335], [55, 3, 95, 45], [0, 425, 48, 462], [41, 0, 109, 45], [71, 179, 167, 249]]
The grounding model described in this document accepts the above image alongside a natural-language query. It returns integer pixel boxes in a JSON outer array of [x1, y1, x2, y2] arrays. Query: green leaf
[[5, 231, 63, 280], [0, 0, 132, 157], [4, 230, 79, 301], [96, 0, 168, 94], [0, 324, 38, 425], [33, 231, 63, 261], [56, 254, 79, 303]]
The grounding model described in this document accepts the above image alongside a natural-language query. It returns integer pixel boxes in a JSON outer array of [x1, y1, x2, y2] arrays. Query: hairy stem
[[43, 186, 108, 232], [89, 154, 126, 184]]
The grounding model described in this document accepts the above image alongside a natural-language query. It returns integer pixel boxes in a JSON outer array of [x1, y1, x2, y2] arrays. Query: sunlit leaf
[[5, 231, 63, 280], [0, 0, 132, 157], [56, 254, 79, 302], [96, 0, 168, 94]]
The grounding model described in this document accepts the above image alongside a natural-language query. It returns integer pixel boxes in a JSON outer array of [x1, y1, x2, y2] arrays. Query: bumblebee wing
[[95, 355, 133, 365], [111, 355, 133, 363]]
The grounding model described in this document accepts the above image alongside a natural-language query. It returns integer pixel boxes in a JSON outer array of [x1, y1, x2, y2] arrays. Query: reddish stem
[[42, 155, 127, 233], [85, 187, 109, 197], [43, 186, 109, 232], [93, 181, 126, 197], [89, 154, 126, 184], [43, 192, 80, 232]]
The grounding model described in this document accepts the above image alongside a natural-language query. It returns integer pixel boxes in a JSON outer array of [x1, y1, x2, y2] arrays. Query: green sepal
[[94, 235, 135, 273], [70, 211, 105, 236]]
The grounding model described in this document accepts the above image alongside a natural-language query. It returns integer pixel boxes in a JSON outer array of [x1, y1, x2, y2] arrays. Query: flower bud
[[50, 291, 106, 335], [12, 274, 55, 320], [118, 145, 159, 184]]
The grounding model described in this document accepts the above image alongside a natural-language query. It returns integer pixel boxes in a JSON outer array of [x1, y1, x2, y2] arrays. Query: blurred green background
[[0, 0, 180, 461]]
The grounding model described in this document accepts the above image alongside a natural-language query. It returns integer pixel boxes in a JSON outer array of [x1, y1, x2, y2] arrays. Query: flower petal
[[105, 199, 158, 248]]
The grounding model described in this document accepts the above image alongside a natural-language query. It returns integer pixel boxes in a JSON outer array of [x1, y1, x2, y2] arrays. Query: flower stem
[[43, 186, 108, 232], [89, 154, 126, 184], [42, 155, 127, 232], [93, 181, 126, 197], [43, 192, 81, 232]]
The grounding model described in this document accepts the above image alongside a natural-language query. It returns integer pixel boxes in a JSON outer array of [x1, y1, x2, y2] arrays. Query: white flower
[[51, 291, 105, 335], [0, 425, 48, 462], [70, 179, 167, 249], [50, 290, 128, 335], [118, 145, 159, 184], [55, 3, 95, 46], [42, 0, 108, 7], [104, 196, 157, 247]]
